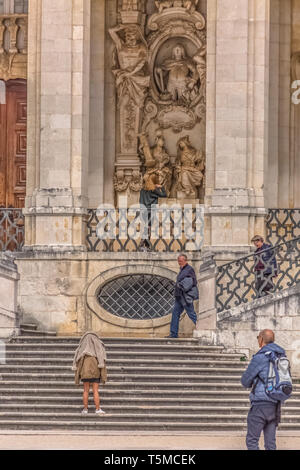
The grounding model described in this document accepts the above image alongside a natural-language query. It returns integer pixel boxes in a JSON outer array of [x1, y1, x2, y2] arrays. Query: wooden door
[[0, 79, 27, 208]]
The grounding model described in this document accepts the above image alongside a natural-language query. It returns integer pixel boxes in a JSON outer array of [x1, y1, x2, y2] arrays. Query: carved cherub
[[183, 0, 199, 12], [155, 0, 198, 13], [155, 0, 173, 13], [122, 0, 138, 11]]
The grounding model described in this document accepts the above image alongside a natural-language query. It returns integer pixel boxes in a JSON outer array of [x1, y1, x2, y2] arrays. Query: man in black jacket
[[251, 235, 278, 297], [139, 174, 167, 251], [166, 254, 199, 338]]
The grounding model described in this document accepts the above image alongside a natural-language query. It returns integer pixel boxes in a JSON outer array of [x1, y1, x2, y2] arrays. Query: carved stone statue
[[193, 44, 206, 98], [109, 24, 150, 108], [175, 135, 205, 197], [155, 0, 199, 13], [154, 43, 199, 104], [139, 130, 172, 195]]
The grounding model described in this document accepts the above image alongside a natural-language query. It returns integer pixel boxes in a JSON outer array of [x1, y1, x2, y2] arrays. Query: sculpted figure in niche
[[122, 0, 138, 10], [139, 131, 172, 195], [155, 43, 199, 104], [175, 135, 205, 197], [155, 0, 198, 13], [109, 24, 150, 108]]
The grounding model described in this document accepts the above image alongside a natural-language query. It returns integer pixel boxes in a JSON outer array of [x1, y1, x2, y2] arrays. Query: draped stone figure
[[109, 24, 150, 108], [154, 43, 199, 104], [139, 131, 172, 195], [175, 135, 205, 198]]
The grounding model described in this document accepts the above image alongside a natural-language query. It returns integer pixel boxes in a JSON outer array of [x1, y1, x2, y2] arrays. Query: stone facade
[[0, 0, 299, 337], [15, 251, 202, 337]]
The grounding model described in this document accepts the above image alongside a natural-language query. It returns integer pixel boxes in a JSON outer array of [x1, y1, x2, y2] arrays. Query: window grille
[[97, 274, 175, 320]]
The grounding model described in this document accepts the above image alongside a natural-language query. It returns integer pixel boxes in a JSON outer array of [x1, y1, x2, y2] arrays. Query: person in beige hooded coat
[[72, 331, 107, 415]]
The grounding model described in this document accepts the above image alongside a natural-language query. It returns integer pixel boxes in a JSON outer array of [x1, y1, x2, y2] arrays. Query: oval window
[[97, 274, 175, 320]]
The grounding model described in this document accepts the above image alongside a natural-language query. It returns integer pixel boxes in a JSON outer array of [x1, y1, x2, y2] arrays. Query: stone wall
[[15, 252, 202, 338], [0, 254, 20, 338], [195, 282, 300, 378]]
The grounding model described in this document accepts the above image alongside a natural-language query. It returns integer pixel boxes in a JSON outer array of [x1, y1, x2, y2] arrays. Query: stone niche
[[110, 0, 207, 205]]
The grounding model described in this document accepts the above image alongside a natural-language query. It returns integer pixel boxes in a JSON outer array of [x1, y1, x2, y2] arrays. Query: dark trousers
[[246, 404, 278, 450], [170, 298, 197, 338], [255, 277, 274, 297]]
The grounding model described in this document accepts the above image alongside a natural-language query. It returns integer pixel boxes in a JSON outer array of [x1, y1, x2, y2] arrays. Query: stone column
[[193, 253, 217, 343], [205, 0, 271, 256], [24, 0, 91, 250]]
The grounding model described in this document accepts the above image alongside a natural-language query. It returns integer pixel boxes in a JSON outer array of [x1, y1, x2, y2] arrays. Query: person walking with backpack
[[241, 329, 292, 450]]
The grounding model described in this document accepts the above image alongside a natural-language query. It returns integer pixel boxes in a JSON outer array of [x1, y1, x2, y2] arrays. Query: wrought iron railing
[[266, 209, 300, 245], [86, 206, 204, 253], [216, 237, 300, 313], [0, 208, 24, 251]]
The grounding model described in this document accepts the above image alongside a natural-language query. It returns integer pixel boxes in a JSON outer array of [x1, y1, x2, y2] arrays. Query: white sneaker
[[95, 408, 106, 415], [81, 408, 88, 415]]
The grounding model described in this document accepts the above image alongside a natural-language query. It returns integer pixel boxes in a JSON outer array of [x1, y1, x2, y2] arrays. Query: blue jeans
[[246, 404, 278, 450], [170, 298, 197, 338]]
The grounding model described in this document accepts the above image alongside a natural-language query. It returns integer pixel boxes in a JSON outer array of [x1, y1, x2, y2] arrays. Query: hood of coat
[[255, 342, 285, 357]]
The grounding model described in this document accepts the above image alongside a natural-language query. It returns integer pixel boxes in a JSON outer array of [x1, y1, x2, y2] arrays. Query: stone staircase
[[1, 333, 300, 432]]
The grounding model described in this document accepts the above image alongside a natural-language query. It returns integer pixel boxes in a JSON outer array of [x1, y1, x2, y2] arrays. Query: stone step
[[9, 336, 224, 347], [0, 403, 297, 415], [1, 410, 299, 423], [0, 419, 299, 432], [0, 404, 250, 414], [20, 324, 38, 331], [0, 420, 248, 431], [0, 387, 252, 397], [20, 329, 57, 337], [1, 396, 299, 406], [4, 350, 246, 361], [0, 380, 246, 390], [5, 343, 228, 354], [0, 362, 247, 371], [0, 411, 249, 422], [0, 372, 245, 382]]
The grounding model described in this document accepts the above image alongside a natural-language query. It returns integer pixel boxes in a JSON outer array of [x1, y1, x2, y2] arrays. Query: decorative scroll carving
[[0, 15, 27, 81], [110, 0, 206, 203]]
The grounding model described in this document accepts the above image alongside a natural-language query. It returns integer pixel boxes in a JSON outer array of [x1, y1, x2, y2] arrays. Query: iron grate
[[97, 274, 175, 320]]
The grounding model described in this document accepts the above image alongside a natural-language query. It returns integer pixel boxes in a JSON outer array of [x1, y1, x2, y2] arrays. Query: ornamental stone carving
[[175, 135, 205, 198], [155, 0, 199, 13], [110, 24, 150, 109], [110, 0, 206, 203], [139, 130, 173, 195], [154, 43, 199, 104]]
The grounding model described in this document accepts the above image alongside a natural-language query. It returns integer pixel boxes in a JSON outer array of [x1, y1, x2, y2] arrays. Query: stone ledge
[[14, 251, 203, 261]]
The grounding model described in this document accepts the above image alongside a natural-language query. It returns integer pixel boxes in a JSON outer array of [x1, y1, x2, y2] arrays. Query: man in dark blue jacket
[[241, 329, 285, 450], [166, 254, 199, 338]]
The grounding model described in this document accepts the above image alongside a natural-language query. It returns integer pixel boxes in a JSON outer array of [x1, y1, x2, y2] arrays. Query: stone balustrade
[[0, 14, 27, 55]]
